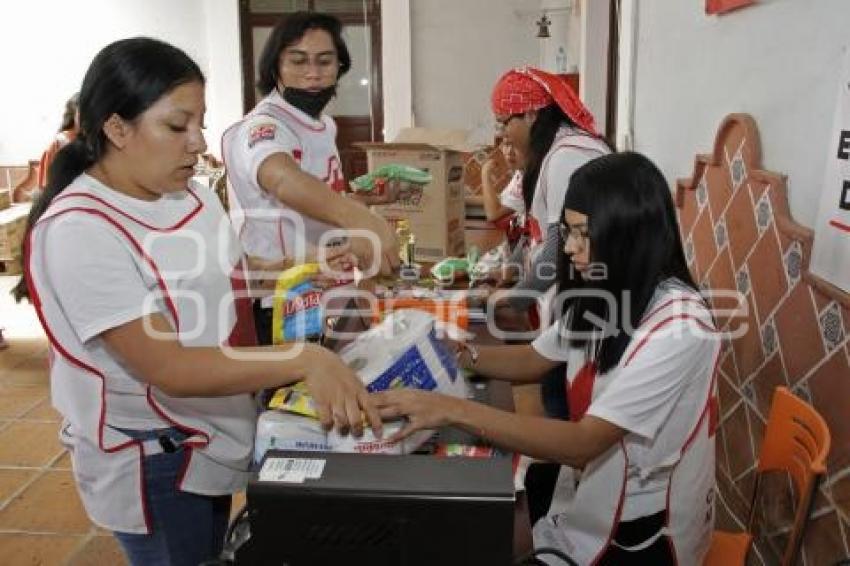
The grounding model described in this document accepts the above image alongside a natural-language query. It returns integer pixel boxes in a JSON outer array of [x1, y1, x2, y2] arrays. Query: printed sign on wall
[[811, 49, 850, 293]]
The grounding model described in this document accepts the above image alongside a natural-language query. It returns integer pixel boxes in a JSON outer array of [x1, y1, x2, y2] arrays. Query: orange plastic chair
[[704, 386, 831, 566]]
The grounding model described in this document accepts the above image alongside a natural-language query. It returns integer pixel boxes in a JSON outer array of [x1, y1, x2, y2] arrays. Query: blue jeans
[[112, 429, 231, 566]]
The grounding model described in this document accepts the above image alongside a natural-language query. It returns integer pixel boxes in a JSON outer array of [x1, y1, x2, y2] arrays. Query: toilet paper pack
[[254, 310, 468, 462]]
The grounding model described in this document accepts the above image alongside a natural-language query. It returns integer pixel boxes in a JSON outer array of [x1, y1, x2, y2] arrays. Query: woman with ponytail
[[15, 37, 381, 566]]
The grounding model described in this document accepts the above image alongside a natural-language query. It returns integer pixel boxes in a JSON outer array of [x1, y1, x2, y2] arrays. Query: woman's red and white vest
[[25, 179, 258, 534]]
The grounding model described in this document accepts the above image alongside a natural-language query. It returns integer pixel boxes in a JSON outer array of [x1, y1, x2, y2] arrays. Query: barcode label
[[259, 457, 326, 483]]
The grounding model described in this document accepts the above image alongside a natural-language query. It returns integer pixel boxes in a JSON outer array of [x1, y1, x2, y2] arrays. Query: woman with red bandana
[[490, 67, 610, 332]]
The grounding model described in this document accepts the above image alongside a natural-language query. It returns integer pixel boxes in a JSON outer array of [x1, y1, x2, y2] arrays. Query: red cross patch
[[248, 123, 277, 148]]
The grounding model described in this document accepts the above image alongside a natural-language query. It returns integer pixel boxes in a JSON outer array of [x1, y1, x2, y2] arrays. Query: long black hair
[[556, 152, 698, 374], [12, 37, 204, 302], [521, 104, 609, 212], [256, 11, 351, 96]]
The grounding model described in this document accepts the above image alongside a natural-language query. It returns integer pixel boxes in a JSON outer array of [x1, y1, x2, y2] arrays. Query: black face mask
[[281, 85, 336, 118]]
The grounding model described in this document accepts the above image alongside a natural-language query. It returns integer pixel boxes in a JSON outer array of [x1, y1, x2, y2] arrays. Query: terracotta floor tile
[[0, 470, 90, 533], [0, 385, 48, 419], [725, 183, 759, 271], [802, 510, 847, 566], [0, 421, 63, 467], [0, 533, 85, 566], [0, 338, 48, 365], [724, 402, 755, 479], [808, 350, 850, 470], [0, 468, 38, 505], [0, 356, 50, 387], [67, 533, 127, 566], [49, 450, 71, 470], [19, 398, 61, 423], [774, 283, 826, 384], [691, 208, 718, 282]]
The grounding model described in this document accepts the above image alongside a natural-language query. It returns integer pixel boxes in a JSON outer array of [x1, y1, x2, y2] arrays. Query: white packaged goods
[[254, 410, 332, 463], [254, 411, 433, 462], [338, 309, 468, 399], [254, 310, 467, 462]]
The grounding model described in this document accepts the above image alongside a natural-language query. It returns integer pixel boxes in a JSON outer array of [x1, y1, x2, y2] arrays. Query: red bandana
[[490, 66, 597, 136]]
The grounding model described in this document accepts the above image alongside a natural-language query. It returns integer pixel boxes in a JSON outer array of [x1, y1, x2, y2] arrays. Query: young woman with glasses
[[222, 12, 398, 343], [374, 152, 719, 565]]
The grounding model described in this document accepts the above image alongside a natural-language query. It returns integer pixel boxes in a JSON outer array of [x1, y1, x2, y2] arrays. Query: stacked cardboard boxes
[[0, 203, 29, 275], [356, 129, 471, 262]]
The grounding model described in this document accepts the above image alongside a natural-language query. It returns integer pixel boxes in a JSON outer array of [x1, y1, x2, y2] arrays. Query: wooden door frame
[[605, 0, 620, 146], [237, 0, 383, 141]]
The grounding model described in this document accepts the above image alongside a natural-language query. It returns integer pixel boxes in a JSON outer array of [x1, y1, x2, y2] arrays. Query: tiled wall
[[676, 114, 850, 565]]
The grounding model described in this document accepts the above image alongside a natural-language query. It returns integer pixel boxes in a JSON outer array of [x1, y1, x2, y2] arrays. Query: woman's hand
[[302, 345, 383, 438], [371, 389, 460, 442], [349, 210, 399, 277], [312, 242, 358, 289]]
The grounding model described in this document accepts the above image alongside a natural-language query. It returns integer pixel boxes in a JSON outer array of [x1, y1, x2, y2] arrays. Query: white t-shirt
[[532, 280, 718, 520], [38, 175, 241, 428], [529, 127, 610, 232], [29, 175, 257, 531], [223, 91, 345, 265]]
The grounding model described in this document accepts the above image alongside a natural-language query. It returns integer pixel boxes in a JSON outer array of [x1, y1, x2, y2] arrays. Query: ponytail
[[12, 136, 95, 302]]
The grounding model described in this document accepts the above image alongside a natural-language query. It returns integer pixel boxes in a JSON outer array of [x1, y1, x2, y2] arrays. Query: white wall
[[539, 0, 581, 75], [408, 0, 540, 146], [631, 0, 850, 228], [203, 1, 245, 159], [579, 0, 609, 137], [381, 0, 412, 141], [0, 0, 243, 164]]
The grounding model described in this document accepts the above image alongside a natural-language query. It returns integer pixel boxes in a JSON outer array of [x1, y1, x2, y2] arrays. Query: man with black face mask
[[223, 12, 399, 343]]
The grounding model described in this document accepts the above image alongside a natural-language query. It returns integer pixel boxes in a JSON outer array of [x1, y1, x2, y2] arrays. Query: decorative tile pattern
[[783, 240, 803, 288], [685, 236, 695, 265], [730, 147, 747, 192], [755, 191, 773, 236], [714, 217, 728, 250], [678, 116, 850, 562], [742, 380, 756, 404], [792, 381, 813, 405], [819, 302, 845, 353], [697, 173, 709, 210], [761, 318, 777, 357], [736, 264, 751, 296]]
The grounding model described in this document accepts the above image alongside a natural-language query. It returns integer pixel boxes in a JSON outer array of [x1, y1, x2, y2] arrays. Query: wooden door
[[239, 0, 383, 182]]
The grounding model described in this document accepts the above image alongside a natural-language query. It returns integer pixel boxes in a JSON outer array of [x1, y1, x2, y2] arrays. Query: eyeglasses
[[494, 113, 524, 135], [559, 223, 590, 249]]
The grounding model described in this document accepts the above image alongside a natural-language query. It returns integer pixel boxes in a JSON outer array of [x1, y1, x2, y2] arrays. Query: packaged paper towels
[[254, 309, 467, 462], [338, 308, 468, 399]]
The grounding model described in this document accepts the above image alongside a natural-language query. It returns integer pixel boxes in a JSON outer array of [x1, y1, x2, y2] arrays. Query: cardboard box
[[356, 128, 470, 262], [0, 257, 22, 276], [0, 203, 30, 260]]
